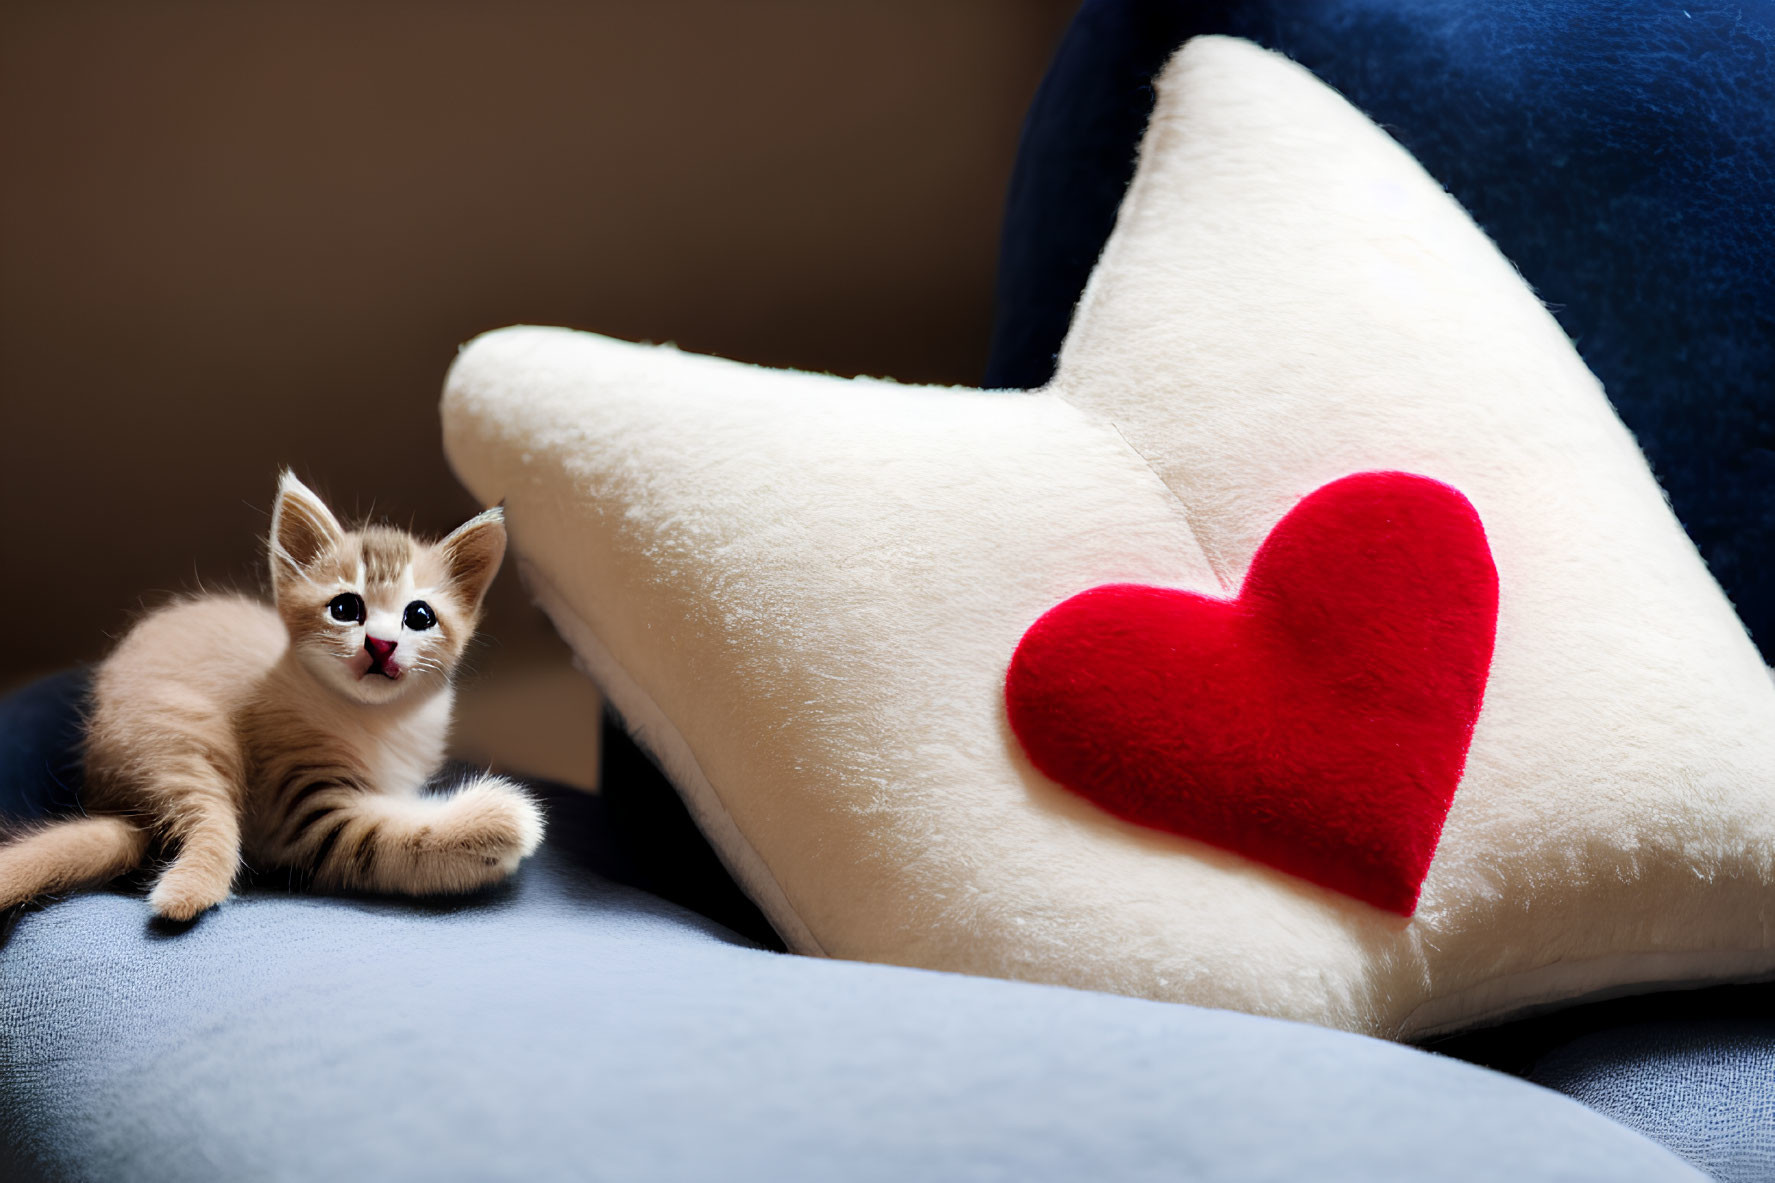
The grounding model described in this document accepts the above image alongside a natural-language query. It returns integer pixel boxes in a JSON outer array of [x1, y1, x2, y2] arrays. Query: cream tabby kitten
[[0, 472, 544, 921]]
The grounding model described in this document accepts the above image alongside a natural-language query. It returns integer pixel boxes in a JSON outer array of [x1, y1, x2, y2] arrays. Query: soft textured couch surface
[[0, 672, 1710, 1182], [1535, 1019, 1775, 1183]]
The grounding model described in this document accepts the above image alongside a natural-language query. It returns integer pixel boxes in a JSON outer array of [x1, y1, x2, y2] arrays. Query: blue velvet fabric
[[986, 0, 1775, 661], [1429, 984, 1775, 1182], [1532, 1019, 1775, 1183], [1, 798, 1704, 1181]]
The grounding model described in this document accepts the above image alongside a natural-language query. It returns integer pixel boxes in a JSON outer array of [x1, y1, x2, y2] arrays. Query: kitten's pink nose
[[365, 636, 397, 663]]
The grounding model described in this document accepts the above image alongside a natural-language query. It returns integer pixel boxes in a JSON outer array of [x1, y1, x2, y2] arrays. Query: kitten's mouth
[[360, 655, 403, 681]]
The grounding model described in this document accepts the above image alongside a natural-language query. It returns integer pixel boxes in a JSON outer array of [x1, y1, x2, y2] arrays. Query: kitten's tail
[[0, 816, 149, 910]]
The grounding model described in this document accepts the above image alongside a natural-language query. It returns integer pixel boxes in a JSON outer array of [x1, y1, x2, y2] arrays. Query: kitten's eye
[[328, 593, 365, 624], [403, 601, 437, 631]]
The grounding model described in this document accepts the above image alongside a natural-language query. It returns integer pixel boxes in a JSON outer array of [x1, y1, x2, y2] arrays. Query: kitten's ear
[[270, 470, 346, 585], [438, 506, 506, 614]]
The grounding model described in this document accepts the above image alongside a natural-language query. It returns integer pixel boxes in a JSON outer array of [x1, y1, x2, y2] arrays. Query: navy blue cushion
[[0, 667, 87, 825], [1, 789, 1705, 1181], [986, 0, 1775, 662]]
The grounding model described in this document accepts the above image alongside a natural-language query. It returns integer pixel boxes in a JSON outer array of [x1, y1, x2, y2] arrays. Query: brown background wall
[[0, 1, 1074, 782]]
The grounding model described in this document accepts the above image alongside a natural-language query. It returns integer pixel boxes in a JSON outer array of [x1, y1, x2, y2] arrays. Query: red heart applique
[[1005, 471, 1498, 915]]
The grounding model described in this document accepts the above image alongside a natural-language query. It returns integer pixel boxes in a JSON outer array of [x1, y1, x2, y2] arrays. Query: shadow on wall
[[0, 1, 1074, 783]]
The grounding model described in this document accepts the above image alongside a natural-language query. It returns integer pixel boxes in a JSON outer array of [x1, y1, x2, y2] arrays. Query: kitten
[[0, 471, 544, 921]]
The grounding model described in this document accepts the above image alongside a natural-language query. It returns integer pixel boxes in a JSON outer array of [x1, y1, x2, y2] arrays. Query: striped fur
[[0, 472, 541, 921]]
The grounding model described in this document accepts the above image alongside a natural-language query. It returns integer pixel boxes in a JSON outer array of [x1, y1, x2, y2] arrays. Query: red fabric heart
[[1005, 471, 1497, 915]]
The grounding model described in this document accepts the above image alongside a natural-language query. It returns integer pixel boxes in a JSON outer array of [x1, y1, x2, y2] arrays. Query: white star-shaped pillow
[[442, 37, 1775, 1038]]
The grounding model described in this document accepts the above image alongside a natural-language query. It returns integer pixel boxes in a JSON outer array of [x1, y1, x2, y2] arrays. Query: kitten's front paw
[[437, 779, 545, 874], [148, 870, 230, 922]]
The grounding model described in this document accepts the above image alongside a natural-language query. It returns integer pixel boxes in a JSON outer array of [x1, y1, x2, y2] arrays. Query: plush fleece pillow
[[441, 37, 1775, 1038]]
